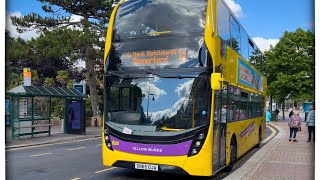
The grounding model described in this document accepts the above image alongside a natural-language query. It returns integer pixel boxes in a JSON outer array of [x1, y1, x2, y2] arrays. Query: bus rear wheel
[[225, 142, 237, 172], [255, 128, 262, 148]]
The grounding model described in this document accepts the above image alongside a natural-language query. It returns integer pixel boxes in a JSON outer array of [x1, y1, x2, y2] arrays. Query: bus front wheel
[[225, 141, 237, 172]]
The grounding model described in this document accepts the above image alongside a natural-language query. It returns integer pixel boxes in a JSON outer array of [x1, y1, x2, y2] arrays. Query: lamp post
[[146, 87, 155, 119]]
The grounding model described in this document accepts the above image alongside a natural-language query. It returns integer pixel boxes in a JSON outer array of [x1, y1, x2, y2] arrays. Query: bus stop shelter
[[6, 85, 86, 139]]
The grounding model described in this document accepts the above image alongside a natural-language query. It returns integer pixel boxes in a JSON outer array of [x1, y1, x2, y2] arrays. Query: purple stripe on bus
[[109, 135, 192, 156], [248, 126, 255, 136], [240, 122, 254, 138]]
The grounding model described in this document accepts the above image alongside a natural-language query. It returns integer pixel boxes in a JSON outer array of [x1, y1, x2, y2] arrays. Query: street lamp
[[146, 87, 155, 119]]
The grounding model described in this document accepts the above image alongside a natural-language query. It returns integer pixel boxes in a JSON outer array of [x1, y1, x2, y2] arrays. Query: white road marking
[[94, 167, 117, 174], [67, 147, 86, 151], [30, 152, 52, 157]]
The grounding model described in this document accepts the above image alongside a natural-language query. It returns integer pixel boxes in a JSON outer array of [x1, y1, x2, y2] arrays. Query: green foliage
[[30, 28, 83, 61], [67, 79, 76, 89], [51, 98, 65, 119], [265, 28, 315, 102], [44, 77, 55, 87], [56, 70, 69, 87], [249, 49, 265, 75], [31, 70, 40, 85], [6, 29, 83, 87], [6, 73, 23, 90]]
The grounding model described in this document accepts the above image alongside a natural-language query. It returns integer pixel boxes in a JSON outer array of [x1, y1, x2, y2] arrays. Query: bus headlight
[[188, 128, 208, 157], [191, 149, 198, 154], [104, 127, 113, 151], [198, 133, 205, 140], [195, 141, 201, 147]]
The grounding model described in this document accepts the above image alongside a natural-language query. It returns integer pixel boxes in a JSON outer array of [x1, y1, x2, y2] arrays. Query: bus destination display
[[121, 48, 187, 66]]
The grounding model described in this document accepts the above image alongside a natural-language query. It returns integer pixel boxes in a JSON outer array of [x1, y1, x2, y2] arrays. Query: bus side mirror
[[211, 73, 223, 90]]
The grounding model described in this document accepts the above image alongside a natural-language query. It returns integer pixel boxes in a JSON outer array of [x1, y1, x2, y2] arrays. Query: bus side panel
[[227, 117, 264, 159]]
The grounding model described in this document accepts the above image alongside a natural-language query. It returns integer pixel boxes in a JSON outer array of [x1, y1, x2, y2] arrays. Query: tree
[[67, 79, 76, 89], [31, 70, 40, 85], [44, 77, 55, 87], [264, 28, 315, 119], [11, 0, 113, 117], [56, 70, 69, 87], [6, 31, 32, 89], [249, 49, 265, 75], [6, 29, 84, 86]]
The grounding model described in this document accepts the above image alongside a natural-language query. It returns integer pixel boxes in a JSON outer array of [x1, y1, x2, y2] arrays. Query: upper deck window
[[217, 0, 230, 43], [113, 0, 207, 41]]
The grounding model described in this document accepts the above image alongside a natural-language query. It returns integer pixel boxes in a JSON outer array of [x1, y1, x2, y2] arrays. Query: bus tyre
[[255, 128, 262, 148], [225, 142, 237, 172]]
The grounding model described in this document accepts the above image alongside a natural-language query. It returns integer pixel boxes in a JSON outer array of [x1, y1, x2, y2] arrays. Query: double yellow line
[[261, 124, 276, 144]]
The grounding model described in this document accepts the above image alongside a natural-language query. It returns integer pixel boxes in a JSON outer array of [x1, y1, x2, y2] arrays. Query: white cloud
[[173, 79, 194, 112], [224, 0, 244, 18], [70, 14, 83, 22], [6, 11, 40, 40], [175, 79, 194, 98], [252, 37, 280, 52], [67, 14, 83, 30], [148, 109, 173, 122], [131, 80, 167, 99]]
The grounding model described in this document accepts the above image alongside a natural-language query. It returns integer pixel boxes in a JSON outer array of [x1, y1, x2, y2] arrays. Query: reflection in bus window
[[230, 16, 241, 52], [113, 0, 207, 41], [217, 0, 230, 44]]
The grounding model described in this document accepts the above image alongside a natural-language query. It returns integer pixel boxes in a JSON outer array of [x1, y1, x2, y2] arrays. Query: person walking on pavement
[[306, 105, 315, 142], [288, 111, 301, 142], [289, 107, 297, 118], [274, 108, 280, 120], [266, 109, 271, 123]]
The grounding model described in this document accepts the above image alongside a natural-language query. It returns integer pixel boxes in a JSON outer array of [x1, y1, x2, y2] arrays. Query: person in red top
[[288, 112, 301, 142]]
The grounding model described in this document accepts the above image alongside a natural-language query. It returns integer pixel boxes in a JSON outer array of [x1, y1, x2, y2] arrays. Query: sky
[[5, 0, 315, 52]]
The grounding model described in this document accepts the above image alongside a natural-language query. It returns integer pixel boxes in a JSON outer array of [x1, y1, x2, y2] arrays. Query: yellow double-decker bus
[[102, 0, 267, 176]]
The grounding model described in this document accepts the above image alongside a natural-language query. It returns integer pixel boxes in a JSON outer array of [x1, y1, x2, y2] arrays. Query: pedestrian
[[306, 105, 315, 142], [288, 111, 301, 142], [274, 108, 280, 120], [266, 109, 271, 123], [289, 107, 297, 118]]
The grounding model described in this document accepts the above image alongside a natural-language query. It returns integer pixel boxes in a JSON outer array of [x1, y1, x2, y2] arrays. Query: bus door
[[212, 84, 227, 173]]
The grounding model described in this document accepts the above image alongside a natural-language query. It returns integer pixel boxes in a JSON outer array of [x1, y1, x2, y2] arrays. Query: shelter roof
[[6, 85, 86, 98]]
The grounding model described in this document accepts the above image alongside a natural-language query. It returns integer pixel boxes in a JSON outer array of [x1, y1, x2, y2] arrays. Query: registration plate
[[135, 163, 159, 171]]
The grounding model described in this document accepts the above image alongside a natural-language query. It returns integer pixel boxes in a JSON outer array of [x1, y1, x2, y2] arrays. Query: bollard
[[94, 118, 98, 127]]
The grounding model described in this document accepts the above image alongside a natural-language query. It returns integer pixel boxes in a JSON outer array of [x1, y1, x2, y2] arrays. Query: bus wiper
[[147, 31, 171, 36], [106, 71, 135, 79], [145, 69, 199, 79], [106, 71, 155, 79]]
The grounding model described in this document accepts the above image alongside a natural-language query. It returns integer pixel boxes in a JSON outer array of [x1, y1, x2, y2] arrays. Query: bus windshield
[[105, 68, 211, 130], [113, 0, 207, 41]]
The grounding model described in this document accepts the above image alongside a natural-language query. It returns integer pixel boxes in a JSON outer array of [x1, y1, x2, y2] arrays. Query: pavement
[[226, 111, 315, 180], [5, 126, 102, 149]]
